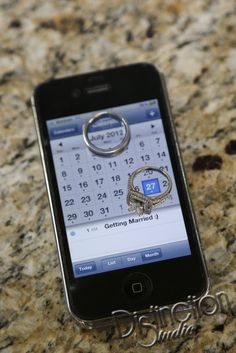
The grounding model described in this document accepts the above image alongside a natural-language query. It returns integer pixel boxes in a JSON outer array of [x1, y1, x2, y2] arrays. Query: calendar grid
[[51, 119, 179, 228]]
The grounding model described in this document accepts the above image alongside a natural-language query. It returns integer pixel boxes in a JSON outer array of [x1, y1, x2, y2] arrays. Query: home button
[[123, 272, 153, 299]]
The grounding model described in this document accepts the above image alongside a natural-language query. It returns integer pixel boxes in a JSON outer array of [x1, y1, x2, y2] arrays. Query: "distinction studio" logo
[[112, 291, 232, 347]]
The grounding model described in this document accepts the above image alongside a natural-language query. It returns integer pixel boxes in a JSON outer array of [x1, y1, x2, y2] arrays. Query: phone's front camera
[[71, 88, 81, 99]]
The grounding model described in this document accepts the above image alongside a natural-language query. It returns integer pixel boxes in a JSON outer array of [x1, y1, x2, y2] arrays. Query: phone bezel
[[32, 63, 208, 322]]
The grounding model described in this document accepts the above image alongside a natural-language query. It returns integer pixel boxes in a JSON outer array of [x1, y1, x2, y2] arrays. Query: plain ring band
[[83, 111, 131, 157]]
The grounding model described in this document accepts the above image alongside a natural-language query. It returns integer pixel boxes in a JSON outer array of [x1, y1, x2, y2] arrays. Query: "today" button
[[74, 261, 97, 276]]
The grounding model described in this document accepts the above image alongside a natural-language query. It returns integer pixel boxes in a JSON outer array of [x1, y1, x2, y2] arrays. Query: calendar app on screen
[[47, 100, 191, 278]]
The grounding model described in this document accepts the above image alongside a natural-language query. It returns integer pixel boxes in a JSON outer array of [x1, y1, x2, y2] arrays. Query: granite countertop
[[1, 0, 236, 352]]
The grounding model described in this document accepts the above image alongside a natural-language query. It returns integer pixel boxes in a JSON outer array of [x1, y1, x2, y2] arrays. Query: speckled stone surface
[[1, 0, 236, 352]]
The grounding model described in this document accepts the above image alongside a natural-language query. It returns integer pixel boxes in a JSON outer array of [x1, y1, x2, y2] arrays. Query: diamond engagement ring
[[127, 166, 172, 215], [83, 111, 131, 157]]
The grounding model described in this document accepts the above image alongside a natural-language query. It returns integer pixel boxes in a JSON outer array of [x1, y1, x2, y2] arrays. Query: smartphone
[[32, 63, 209, 329]]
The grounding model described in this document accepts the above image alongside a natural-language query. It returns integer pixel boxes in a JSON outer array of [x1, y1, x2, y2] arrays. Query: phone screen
[[46, 99, 191, 278]]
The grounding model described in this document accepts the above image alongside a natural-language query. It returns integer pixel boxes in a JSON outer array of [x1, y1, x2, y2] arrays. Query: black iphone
[[32, 63, 209, 329]]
